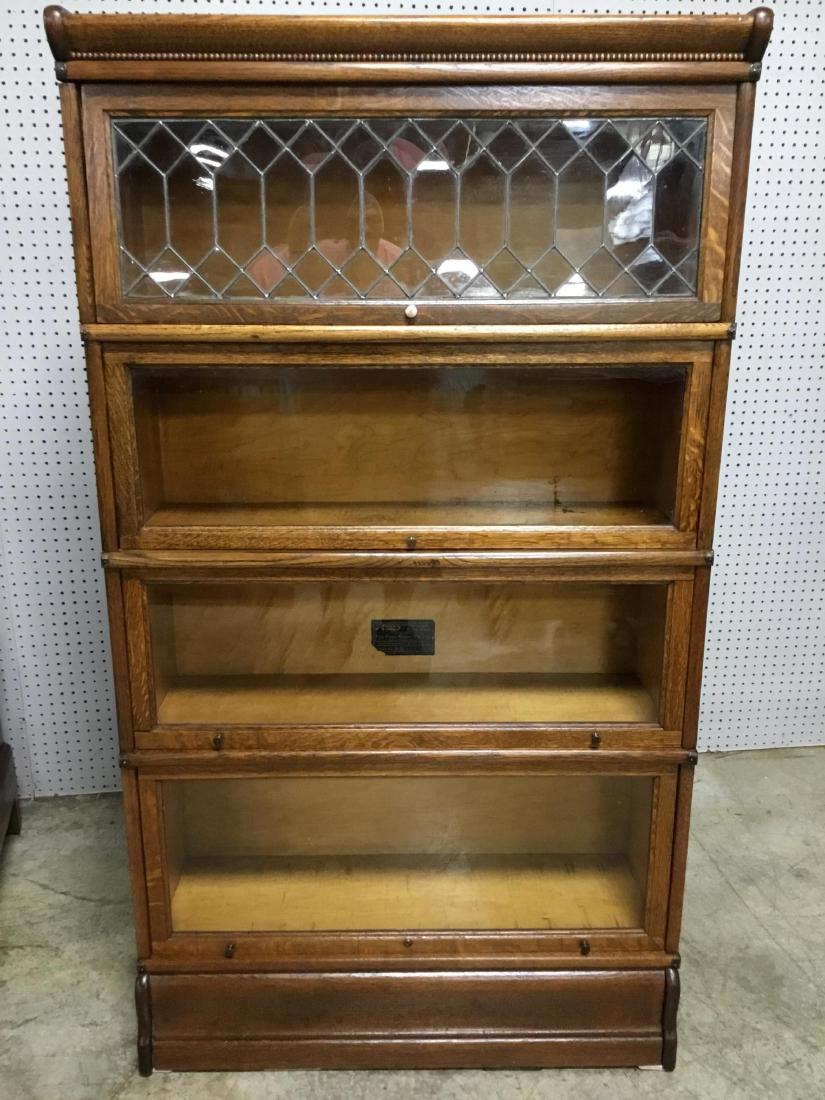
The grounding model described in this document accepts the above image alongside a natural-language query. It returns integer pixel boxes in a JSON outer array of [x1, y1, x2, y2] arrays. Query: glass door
[[83, 85, 736, 321], [113, 115, 706, 303], [144, 770, 675, 941], [107, 345, 711, 550], [128, 576, 687, 733]]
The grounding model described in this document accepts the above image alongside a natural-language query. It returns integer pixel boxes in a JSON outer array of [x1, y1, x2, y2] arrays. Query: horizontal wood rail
[[104, 549, 708, 571], [83, 323, 732, 345], [120, 748, 694, 773]]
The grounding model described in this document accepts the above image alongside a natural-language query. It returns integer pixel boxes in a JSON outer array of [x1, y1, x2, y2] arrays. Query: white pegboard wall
[[0, 2, 822, 797]]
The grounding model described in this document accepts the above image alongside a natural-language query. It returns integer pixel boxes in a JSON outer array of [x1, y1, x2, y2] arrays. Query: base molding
[[140, 967, 673, 1074], [153, 1035, 663, 1072]]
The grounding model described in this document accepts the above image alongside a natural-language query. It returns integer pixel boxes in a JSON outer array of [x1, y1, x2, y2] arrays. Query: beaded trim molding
[[71, 49, 746, 63]]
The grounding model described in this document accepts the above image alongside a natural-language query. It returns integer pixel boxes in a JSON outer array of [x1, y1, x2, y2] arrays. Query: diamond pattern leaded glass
[[113, 117, 707, 301]]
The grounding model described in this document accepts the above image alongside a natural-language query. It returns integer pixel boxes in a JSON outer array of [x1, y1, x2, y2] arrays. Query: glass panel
[[161, 774, 653, 932], [146, 580, 668, 725], [131, 364, 686, 530], [113, 117, 706, 300]]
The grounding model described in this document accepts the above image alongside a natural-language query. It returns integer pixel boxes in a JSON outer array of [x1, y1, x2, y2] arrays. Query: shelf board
[[170, 853, 645, 932], [156, 672, 659, 725], [145, 501, 672, 529]]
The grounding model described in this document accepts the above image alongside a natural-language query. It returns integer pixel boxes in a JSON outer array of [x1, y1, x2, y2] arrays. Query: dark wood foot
[[135, 968, 153, 1076], [662, 965, 681, 1071], [0, 742, 19, 848]]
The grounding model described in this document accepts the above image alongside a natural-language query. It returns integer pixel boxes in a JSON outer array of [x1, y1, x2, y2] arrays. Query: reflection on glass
[[146, 580, 669, 726], [130, 364, 686, 531], [161, 775, 654, 932], [113, 117, 706, 300]]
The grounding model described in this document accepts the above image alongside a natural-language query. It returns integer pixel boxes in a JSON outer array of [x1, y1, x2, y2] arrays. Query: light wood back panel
[[133, 366, 686, 517], [165, 774, 653, 858], [148, 580, 668, 681]]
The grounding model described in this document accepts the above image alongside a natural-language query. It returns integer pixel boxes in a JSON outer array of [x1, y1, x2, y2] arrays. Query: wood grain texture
[[148, 969, 665, 1069], [58, 83, 95, 321], [135, 726, 681, 755], [104, 570, 135, 752], [151, 1035, 663, 1071], [722, 81, 758, 319], [169, 855, 645, 933], [136, 372, 684, 511], [133, 517, 692, 554], [45, 2, 773, 1069], [698, 341, 732, 548], [45, 6, 771, 64], [121, 769, 151, 958], [135, 969, 152, 1076], [142, 946, 674, 972], [698, 92, 737, 305], [123, 577, 155, 731], [88, 323, 731, 344], [94, 301, 723, 326], [138, 767, 675, 952], [83, 342, 118, 549], [104, 550, 706, 577], [101, 341, 713, 551], [128, 750, 687, 776], [79, 81, 734, 324], [665, 765, 695, 955], [681, 565, 713, 752], [154, 675, 660, 729], [148, 970, 666, 1036], [101, 339, 729, 365], [662, 965, 681, 1071]]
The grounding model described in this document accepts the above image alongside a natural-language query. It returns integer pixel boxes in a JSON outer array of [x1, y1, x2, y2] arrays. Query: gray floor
[[1, 748, 823, 1100]]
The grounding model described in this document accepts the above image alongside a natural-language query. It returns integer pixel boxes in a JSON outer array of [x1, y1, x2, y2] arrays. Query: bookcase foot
[[662, 965, 681, 1071], [135, 968, 153, 1077]]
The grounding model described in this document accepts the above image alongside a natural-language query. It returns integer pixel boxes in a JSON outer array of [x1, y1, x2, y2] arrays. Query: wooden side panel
[[58, 82, 96, 322], [121, 768, 151, 958], [723, 82, 758, 319], [104, 570, 135, 752], [666, 765, 696, 955], [84, 342, 118, 550]]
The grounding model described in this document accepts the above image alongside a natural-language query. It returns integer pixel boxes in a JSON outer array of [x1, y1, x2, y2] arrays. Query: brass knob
[[404, 303, 418, 321]]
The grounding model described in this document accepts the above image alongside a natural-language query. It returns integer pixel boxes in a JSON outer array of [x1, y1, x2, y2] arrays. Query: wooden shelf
[[156, 672, 659, 725], [145, 501, 672, 530], [170, 853, 645, 932]]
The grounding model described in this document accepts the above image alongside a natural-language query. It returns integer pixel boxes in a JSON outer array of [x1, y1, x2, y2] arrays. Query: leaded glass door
[[113, 115, 706, 302], [83, 85, 737, 323]]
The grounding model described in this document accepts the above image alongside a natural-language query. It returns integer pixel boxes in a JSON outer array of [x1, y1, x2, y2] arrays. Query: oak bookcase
[[44, 4, 772, 1074]]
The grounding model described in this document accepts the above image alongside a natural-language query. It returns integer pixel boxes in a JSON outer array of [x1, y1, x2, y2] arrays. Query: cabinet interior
[[162, 774, 653, 931], [147, 580, 668, 726], [132, 364, 686, 531]]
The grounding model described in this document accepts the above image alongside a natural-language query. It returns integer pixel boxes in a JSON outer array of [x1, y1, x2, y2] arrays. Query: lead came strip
[[112, 115, 706, 302]]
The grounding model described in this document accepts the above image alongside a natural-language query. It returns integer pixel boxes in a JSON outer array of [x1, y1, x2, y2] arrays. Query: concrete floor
[[1, 748, 823, 1100]]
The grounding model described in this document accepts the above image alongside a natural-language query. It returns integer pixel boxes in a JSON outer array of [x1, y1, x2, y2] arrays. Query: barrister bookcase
[[44, 4, 772, 1074]]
